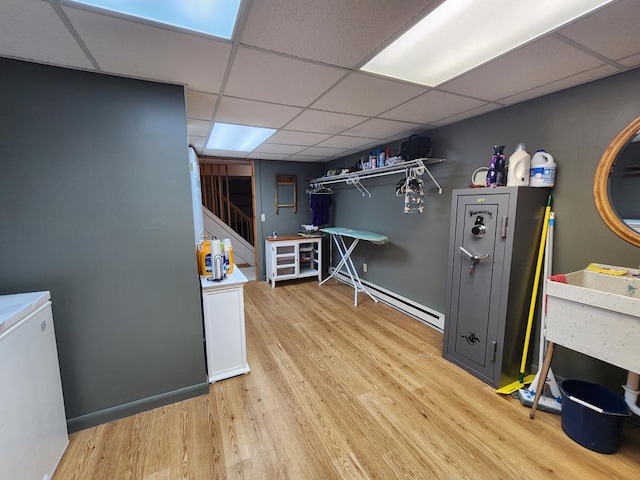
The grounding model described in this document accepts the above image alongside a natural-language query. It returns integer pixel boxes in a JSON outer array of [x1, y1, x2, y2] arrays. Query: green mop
[[517, 211, 562, 414]]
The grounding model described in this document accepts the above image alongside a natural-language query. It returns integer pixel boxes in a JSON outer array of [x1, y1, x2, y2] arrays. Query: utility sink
[[545, 266, 640, 373]]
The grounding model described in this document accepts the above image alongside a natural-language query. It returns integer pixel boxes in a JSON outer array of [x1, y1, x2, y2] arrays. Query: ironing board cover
[[321, 227, 389, 245]]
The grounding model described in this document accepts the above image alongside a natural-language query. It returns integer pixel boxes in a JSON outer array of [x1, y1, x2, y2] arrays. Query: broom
[[496, 194, 552, 395]]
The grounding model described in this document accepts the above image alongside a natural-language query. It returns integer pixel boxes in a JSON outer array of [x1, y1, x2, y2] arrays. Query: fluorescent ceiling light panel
[[361, 0, 613, 87], [65, 0, 241, 39], [206, 123, 276, 151]]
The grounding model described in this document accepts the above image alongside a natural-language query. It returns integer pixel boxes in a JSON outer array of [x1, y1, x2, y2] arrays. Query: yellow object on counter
[[223, 239, 234, 274], [586, 263, 627, 276], [198, 240, 212, 276]]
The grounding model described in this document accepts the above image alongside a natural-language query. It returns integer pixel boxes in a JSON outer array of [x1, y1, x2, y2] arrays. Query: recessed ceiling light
[[64, 0, 242, 40], [206, 123, 276, 152], [361, 0, 613, 87]]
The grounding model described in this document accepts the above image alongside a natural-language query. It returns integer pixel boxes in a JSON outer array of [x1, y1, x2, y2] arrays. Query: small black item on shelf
[[400, 134, 432, 160]]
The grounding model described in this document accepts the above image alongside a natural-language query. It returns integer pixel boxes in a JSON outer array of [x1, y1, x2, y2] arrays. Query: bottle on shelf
[[507, 143, 530, 186]]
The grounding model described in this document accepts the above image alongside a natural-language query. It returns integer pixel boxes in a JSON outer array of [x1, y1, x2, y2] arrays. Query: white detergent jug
[[529, 150, 556, 187], [507, 143, 530, 186]]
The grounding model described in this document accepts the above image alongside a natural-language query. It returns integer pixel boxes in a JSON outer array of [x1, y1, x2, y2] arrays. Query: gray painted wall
[[327, 67, 640, 389], [253, 159, 325, 280], [0, 58, 208, 431]]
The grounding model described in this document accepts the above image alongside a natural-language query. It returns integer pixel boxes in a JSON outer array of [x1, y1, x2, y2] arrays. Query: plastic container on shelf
[[198, 239, 212, 276], [223, 239, 234, 274], [530, 150, 556, 187], [507, 143, 530, 186]]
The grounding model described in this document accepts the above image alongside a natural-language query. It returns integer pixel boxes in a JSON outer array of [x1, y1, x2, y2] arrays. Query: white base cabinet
[[0, 292, 68, 480], [265, 235, 322, 288], [201, 270, 250, 383]]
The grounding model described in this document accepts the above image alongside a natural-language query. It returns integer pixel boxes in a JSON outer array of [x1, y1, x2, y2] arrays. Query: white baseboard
[[332, 270, 444, 332]]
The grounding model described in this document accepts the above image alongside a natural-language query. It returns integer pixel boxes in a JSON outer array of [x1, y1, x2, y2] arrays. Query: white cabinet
[[0, 292, 68, 480], [201, 270, 250, 383], [265, 235, 322, 288]]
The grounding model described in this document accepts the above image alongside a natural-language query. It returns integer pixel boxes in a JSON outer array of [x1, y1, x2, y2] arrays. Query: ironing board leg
[[319, 234, 376, 306], [320, 234, 355, 284]]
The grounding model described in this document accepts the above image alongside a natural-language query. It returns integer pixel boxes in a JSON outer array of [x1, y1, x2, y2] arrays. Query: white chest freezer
[[0, 291, 69, 480]]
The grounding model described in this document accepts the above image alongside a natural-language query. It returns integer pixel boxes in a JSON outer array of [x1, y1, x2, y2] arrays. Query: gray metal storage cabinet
[[443, 187, 549, 388]]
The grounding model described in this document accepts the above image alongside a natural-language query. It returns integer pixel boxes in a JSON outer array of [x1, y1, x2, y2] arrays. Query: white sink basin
[[545, 268, 640, 373]]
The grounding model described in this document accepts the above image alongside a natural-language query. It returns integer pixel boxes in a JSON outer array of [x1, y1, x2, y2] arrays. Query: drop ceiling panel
[[0, 0, 94, 69], [188, 135, 206, 150], [187, 91, 217, 121], [240, 0, 436, 68], [429, 104, 504, 127], [312, 73, 427, 116], [224, 47, 346, 106], [245, 152, 290, 160], [341, 118, 422, 139], [253, 143, 307, 155], [204, 148, 249, 158], [285, 110, 367, 134], [298, 146, 345, 157], [316, 135, 380, 149], [559, 0, 640, 61], [499, 64, 619, 105], [187, 119, 210, 137], [216, 97, 302, 128], [266, 130, 332, 146], [620, 53, 640, 68], [4, 0, 639, 165], [382, 90, 488, 125], [62, 5, 231, 92], [442, 36, 607, 101], [289, 154, 332, 163]]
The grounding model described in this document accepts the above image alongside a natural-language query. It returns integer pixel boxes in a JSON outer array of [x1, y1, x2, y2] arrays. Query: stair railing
[[200, 163, 254, 245]]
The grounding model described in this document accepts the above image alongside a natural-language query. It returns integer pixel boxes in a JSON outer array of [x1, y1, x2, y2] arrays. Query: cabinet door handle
[[491, 341, 497, 361], [501, 216, 508, 238]]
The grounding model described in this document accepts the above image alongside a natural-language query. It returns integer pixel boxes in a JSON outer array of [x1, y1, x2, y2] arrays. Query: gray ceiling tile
[[225, 47, 346, 106], [381, 90, 488, 125], [216, 97, 302, 128], [187, 91, 218, 121], [0, 0, 94, 69], [312, 73, 427, 116], [559, 0, 640, 61], [240, 0, 435, 68], [63, 5, 231, 93], [266, 130, 333, 146], [341, 118, 422, 139], [285, 110, 368, 134], [442, 36, 606, 101]]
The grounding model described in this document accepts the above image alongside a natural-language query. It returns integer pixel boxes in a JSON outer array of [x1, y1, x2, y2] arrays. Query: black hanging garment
[[311, 193, 332, 226]]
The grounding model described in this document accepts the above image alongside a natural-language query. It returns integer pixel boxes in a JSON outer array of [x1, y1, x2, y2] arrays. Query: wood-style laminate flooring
[[54, 279, 640, 479]]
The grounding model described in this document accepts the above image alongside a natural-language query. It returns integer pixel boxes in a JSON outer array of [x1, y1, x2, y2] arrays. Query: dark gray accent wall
[[253, 160, 325, 280], [0, 58, 208, 431], [327, 67, 640, 389]]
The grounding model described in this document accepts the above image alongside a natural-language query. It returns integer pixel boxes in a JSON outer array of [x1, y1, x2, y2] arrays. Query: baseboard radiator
[[332, 270, 444, 332]]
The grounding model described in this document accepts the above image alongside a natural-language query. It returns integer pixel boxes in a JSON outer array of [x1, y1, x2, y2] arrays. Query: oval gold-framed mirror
[[593, 115, 640, 247]]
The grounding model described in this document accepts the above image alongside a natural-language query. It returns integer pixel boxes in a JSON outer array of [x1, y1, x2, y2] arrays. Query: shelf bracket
[[345, 174, 371, 197]]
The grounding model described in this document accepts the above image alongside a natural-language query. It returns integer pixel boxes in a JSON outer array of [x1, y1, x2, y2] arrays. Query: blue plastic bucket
[[559, 380, 630, 454]]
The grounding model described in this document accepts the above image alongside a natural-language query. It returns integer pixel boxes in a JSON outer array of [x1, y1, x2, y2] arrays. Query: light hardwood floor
[[54, 279, 640, 479]]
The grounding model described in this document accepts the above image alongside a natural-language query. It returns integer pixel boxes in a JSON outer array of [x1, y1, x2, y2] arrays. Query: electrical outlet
[[363, 263, 367, 272], [261, 213, 266, 222]]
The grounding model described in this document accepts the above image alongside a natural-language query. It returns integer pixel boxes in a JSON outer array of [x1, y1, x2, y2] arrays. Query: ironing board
[[320, 227, 389, 306]]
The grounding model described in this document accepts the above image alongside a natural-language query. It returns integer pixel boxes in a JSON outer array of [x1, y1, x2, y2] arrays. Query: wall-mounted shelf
[[309, 158, 446, 197]]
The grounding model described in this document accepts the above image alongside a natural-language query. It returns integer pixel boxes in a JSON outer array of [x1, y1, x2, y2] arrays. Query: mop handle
[[518, 195, 552, 382]]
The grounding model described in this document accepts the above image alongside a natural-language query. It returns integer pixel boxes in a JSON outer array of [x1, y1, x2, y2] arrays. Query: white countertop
[[200, 268, 248, 291], [0, 291, 50, 335]]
